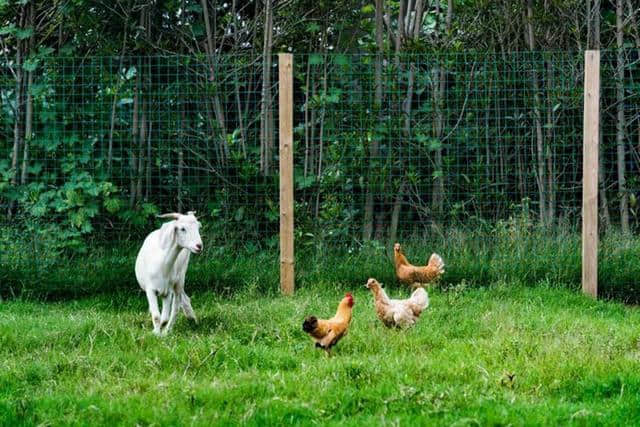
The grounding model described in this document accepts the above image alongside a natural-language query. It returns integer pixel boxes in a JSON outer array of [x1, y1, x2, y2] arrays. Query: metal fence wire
[[294, 51, 589, 243], [1, 55, 280, 247], [1, 51, 639, 253], [600, 49, 640, 233]]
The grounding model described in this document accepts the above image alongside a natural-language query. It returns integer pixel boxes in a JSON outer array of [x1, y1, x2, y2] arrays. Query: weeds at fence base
[[2, 223, 640, 303]]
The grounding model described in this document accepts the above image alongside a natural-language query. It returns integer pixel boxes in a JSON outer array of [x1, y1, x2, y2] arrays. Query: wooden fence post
[[582, 50, 600, 298], [279, 53, 294, 295]]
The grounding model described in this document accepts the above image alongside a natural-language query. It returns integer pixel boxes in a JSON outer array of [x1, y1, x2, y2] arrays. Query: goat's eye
[[181, 227, 186, 232]]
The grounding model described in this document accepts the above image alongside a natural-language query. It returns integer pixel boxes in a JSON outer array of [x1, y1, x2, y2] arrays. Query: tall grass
[[2, 221, 640, 302]]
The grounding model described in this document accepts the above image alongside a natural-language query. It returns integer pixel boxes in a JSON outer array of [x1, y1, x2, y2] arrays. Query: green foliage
[[1, 158, 121, 251]]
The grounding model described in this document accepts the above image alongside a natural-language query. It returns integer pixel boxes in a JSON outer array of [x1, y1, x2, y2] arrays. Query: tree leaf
[[15, 27, 33, 40], [104, 198, 121, 214], [38, 46, 54, 56], [361, 4, 375, 14], [234, 206, 245, 221], [125, 66, 137, 80], [309, 54, 323, 65], [23, 58, 38, 71], [428, 139, 442, 151], [0, 24, 16, 35], [334, 54, 350, 66], [306, 22, 320, 33]]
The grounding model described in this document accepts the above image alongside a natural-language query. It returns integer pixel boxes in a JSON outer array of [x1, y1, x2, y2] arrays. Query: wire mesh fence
[[293, 51, 586, 243], [600, 49, 640, 233], [1, 55, 280, 248], [1, 50, 640, 291]]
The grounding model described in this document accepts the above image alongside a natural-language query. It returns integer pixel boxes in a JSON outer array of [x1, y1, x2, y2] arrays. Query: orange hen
[[393, 243, 444, 288], [302, 293, 354, 353]]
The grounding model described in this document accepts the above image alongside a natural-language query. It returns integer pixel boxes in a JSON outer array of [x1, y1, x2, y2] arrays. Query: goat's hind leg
[[163, 289, 181, 334], [176, 281, 197, 322], [180, 291, 197, 322], [145, 289, 162, 335]]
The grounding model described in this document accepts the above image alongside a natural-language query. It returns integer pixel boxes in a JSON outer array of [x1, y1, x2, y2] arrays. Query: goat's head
[[158, 211, 203, 254]]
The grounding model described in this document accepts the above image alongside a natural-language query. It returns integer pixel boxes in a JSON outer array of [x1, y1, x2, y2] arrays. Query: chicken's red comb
[[345, 292, 353, 297]]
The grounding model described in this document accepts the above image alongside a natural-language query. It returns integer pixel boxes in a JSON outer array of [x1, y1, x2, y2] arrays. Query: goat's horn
[[186, 210, 196, 216], [157, 213, 182, 219]]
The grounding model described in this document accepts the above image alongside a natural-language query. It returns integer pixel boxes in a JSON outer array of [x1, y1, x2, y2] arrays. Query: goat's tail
[[179, 291, 197, 322]]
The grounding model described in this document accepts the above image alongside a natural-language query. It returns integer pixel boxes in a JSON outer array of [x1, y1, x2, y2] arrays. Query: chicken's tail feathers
[[302, 316, 318, 333], [427, 253, 445, 275], [410, 287, 430, 310]]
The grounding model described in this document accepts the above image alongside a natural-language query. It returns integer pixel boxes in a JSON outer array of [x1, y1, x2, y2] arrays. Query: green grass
[[2, 282, 640, 425], [4, 224, 640, 302]]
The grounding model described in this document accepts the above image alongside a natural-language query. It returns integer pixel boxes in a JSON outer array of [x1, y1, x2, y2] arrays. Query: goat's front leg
[[145, 289, 162, 335], [160, 294, 172, 331]]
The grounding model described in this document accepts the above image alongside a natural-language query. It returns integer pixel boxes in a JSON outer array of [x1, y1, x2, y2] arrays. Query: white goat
[[135, 211, 203, 335]]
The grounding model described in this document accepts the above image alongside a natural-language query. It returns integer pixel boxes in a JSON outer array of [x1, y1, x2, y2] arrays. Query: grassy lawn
[[2, 282, 640, 426]]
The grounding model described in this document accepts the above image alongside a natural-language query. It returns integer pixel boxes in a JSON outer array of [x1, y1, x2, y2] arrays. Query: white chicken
[[364, 278, 429, 328]]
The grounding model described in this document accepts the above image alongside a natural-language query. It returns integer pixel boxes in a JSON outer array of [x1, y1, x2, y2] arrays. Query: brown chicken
[[394, 243, 445, 288], [302, 293, 354, 353]]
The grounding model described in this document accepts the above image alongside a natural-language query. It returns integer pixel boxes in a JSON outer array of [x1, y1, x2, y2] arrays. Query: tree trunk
[[545, 58, 556, 224], [314, 46, 328, 220], [303, 57, 312, 178], [20, 70, 33, 186], [10, 7, 25, 190], [615, 0, 629, 233], [526, 0, 547, 225], [233, 71, 247, 157], [309, 81, 317, 179], [129, 72, 140, 208], [627, 1, 640, 194], [231, 0, 246, 157], [19, 3, 34, 186], [588, 0, 612, 229], [431, 66, 446, 216], [146, 121, 152, 201], [108, 22, 128, 174], [363, 0, 385, 241], [259, 0, 274, 176], [389, 0, 424, 242], [137, 111, 146, 202], [431, 0, 450, 217], [200, 0, 227, 163], [593, 0, 601, 47], [178, 150, 184, 213], [389, 182, 407, 245]]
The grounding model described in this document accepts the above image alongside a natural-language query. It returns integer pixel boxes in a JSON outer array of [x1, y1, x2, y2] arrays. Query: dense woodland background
[[1, 0, 640, 257]]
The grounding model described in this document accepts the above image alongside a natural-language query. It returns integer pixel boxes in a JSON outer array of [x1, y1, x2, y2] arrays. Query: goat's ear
[[159, 222, 177, 249]]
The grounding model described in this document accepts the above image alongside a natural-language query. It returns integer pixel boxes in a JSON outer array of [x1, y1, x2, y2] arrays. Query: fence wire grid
[[1, 50, 639, 254], [1, 55, 280, 248]]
